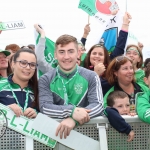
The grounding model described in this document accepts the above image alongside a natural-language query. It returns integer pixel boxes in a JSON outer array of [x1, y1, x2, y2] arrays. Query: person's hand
[[94, 62, 106, 76], [127, 130, 135, 142], [8, 104, 23, 117], [138, 42, 144, 51], [34, 24, 45, 38], [128, 111, 137, 116], [83, 24, 90, 38], [24, 107, 37, 118], [84, 24, 90, 35], [55, 117, 76, 139], [123, 12, 132, 25], [72, 108, 91, 125]]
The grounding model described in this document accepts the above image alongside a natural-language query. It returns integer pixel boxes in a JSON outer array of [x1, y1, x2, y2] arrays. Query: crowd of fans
[[1, 11, 150, 142]]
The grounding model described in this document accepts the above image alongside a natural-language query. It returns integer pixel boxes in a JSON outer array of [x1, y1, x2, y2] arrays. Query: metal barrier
[[0, 116, 150, 150]]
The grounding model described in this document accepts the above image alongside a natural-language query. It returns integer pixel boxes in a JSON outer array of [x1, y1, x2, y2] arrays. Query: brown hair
[[55, 34, 78, 49], [107, 91, 128, 107], [145, 62, 150, 78], [84, 44, 110, 69], [126, 45, 143, 68], [106, 55, 134, 85], [5, 44, 20, 52]]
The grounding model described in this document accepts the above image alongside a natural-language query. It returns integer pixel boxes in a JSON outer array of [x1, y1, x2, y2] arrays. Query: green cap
[[0, 49, 11, 56]]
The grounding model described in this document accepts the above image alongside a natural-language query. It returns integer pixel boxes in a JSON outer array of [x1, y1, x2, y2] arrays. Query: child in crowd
[[137, 63, 150, 123], [105, 91, 135, 142]]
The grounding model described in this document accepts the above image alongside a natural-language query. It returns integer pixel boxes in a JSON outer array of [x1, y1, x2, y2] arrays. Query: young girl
[[0, 48, 38, 118]]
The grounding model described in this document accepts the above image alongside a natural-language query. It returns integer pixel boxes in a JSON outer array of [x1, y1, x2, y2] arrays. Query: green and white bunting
[[0, 103, 57, 148], [0, 21, 25, 31]]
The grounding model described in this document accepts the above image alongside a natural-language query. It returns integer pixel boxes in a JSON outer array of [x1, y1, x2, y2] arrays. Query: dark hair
[[5, 44, 20, 52], [13, 48, 39, 110], [9, 55, 14, 66], [84, 44, 110, 77], [7, 62, 12, 76], [55, 34, 78, 49], [145, 62, 150, 78], [28, 44, 35, 50], [144, 58, 150, 68], [106, 55, 134, 85], [107, 91, 128, 107]]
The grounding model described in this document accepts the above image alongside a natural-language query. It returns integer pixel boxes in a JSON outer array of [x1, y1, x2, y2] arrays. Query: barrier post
[[53, 143, 73, 150], [97, 124, 108, 150], [25, 136, 34, 150]]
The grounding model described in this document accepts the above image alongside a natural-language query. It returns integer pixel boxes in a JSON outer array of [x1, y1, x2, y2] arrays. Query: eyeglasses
[[15, 60, 38, 70]]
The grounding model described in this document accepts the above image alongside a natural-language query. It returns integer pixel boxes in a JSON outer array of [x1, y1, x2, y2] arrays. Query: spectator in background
[[125, 44, 145, 86], [137, 63, 150, 124], [0, 49, 12, 78], [5, 44, 20, 61], [143, 58, 150, 71]]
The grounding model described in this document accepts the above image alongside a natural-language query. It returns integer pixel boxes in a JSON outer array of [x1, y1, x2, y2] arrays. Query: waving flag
[[35, 31, 57, 77], [78, 0, 119, 25], [78, 0, 123, 53]]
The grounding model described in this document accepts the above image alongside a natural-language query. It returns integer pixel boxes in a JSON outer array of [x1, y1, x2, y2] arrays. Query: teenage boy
[[137, 63, 150, 123], [105, 91, 135, 142], [38, 34, 104, 139]]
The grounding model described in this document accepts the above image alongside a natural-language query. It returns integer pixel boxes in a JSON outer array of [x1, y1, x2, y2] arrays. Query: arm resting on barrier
[[105, 107, 132, 135]]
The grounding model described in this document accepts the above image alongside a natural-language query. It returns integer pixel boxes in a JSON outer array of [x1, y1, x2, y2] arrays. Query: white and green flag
[[78, 0, 119, 25], [35, 30, 57, 77]]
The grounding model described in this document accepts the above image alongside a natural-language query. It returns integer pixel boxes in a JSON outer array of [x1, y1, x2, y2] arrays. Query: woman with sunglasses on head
[[0, 48, 38, 118], [103, 55, 148, 110]]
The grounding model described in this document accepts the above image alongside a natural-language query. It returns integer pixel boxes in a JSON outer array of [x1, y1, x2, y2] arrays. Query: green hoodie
[[137, 90, 150, 124], [135, 69, 147, 86]]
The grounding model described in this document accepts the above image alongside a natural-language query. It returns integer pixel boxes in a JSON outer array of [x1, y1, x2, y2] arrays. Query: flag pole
[[88, 15, 90, 24], [126, 0, 127, 11]]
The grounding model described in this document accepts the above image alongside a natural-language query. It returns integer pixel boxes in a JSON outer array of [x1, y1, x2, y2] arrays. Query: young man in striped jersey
[[38, 34, 104, 139]]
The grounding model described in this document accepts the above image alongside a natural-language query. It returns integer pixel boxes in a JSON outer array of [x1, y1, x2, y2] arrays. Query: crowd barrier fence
[[1, 115, 150, 150]]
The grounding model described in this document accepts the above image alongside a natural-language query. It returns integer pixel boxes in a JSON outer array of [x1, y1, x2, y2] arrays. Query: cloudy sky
[[0, 0, 150, 59]]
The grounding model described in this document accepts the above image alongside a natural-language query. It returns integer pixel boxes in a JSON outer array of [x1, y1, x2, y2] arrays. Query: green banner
[[0, 21, 25, 31], [0, 103, 57, 148]]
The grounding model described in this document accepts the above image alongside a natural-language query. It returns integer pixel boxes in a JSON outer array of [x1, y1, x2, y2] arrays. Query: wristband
[[123, 23, 129, 26], [70, 105, 76, 118], [70, 106, 79, 127], [70, 117, 79, 127]]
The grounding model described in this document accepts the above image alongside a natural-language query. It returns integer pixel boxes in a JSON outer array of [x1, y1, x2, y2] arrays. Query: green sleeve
[[137, 91, 150, 124], [103, 86, 114, 108]]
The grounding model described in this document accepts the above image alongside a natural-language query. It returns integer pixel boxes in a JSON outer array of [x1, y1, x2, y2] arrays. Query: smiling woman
[[104, 55, 148, 109], [0, 48, 39, 118]]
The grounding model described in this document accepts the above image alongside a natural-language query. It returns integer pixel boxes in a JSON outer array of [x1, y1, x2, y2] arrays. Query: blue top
[[0, 75, 37, 111], [105, 107, 132, 135]]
